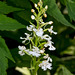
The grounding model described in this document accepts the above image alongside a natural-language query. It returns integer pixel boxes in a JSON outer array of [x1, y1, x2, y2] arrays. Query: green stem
[[35, 36, 38, 46], [44, 28, 48, 32], [40, 22, 49, 28], [29, 37, 34, 46], [31, 57, 37, 75], [38, 42, 46, 47], [33, 69, 37, 75]]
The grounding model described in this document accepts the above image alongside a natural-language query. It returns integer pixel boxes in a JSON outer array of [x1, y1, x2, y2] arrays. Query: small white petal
[[33, 28, 37, 32], [46, 63, 52, 70], [53, 32, 57, 35], [42, 66, 47, 71], [18, 46, 26, 51], [39, 60, 52, 71], [27, 25, 34, 31], [22, 40, 26, 43], [48, 45, 56, 50], [47, 57, 52, 62], [48, 26, 57, 35], [18, 51, 25, 56], [42, 34, 52, 41], [20, 37, 25, 39], [44, 44, 48, 47], [24, 33, 32, 40]]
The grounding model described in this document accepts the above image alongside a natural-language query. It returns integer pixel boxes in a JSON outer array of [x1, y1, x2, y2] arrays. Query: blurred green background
[[0, 0, 75, 75]]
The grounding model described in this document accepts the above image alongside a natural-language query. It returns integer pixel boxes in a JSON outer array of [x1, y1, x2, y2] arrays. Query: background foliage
[[0, 0, 75, 75]]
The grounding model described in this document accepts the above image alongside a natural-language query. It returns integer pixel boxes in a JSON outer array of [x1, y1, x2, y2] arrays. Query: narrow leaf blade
[[0, 14, 26, 31], [0, 1, 24, 14], [0, 36, 14, 75]]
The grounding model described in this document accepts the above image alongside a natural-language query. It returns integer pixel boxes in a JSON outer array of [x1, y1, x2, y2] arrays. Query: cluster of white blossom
[[18, 0, 57, 71], [26, 24, 57, 50], [39, 54, 52, 71], [18, 45, 44, 57]]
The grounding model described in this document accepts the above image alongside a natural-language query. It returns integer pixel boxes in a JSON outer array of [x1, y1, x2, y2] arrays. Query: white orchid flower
[[44, 41, 56, 50], [41, 34, 52, 41], [43, 54, 52, 62], [28, 46, 41, 57], [27, 25, 34, 31], [48, 26, 57, 35], [39, 60, 52, 71], [33, 28, 44, 37], [18, 46, 26, 56], [20, 33, 32, 43]]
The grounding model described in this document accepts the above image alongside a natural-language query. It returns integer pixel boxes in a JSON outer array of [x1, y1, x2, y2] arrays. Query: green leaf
[[0, 14, 26, 31], [60, 0, 67, 5], [0, 54, 8, 75], [9, 48, 31, 68], [71, 0, 75, 2], [0, 1, 24, 14], [14, 10, 32, 22], [63, 59, 75, 73], [31, 0, 75, 29], [66, 0, 75, 21], [7, 0, 32, 9], [44, 0, 75, 29], [54, 65, 73, 75], [60, 46, 75, 55], [0, 28, 27, 43], [61, 65, 73, 75], [0, 36, 14, 75]]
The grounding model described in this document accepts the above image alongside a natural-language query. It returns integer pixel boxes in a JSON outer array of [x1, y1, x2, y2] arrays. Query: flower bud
[[31, 9, 35, 13], [40, 50, 45, 54], [38, 2, 40, 6], [48, 21, 53, 24], [44, 14, 47, 18], [34, 4, 37, 8], [31, 15, 35, 20], [45, 5, 48, 9]]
